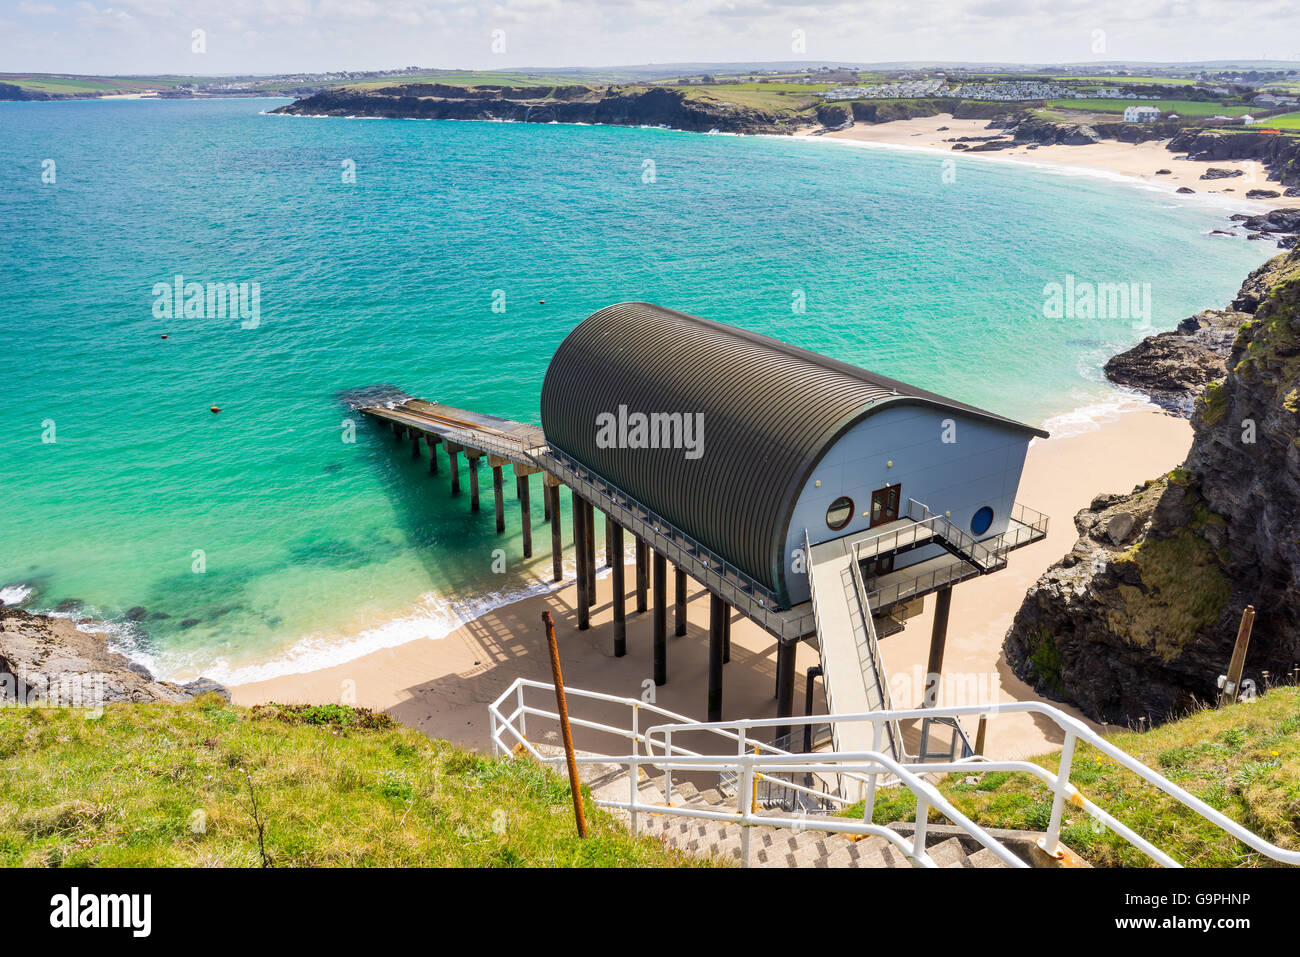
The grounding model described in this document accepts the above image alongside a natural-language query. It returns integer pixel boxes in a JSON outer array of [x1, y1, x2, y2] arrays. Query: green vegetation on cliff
[[843, 685, 1300, 867], [0, 698, 705, 868]]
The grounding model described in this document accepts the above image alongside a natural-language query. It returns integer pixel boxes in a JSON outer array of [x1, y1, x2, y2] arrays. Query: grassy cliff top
[[0, 698, 708, 868], [844, 686, 1300, 867]]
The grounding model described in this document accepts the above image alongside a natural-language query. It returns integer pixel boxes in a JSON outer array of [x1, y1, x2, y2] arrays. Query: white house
[[1123, 105, 1162, 123]]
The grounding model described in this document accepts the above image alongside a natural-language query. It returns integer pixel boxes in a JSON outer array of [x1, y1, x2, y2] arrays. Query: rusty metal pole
[[1219, 605, 1256, 706], [542, 610, 587, 839]]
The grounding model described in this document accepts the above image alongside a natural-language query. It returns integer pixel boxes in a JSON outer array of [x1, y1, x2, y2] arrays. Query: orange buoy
[[160, 334, 168, 339], [539, 299, 545, 304], [210, 406, 220, 414]]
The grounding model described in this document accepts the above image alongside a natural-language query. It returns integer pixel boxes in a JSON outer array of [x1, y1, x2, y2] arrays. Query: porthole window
[[970, 506, 994, 536], [826, 496, 854, 531]]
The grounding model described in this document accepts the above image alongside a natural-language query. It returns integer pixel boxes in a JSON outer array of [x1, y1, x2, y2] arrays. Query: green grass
[[0, 698, 712, 867], [1250, 112, 1300, 130], [1047, 98, 1253, 117], [841, 686, 1300, 867]]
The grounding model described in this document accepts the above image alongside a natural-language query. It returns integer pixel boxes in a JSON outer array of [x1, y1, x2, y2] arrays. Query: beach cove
[[0, 97, 1274, 734]]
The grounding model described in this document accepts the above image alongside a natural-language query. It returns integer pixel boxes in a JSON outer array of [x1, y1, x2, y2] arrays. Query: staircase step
[[967, 847, 1011, 869], [927, 837, 972, 868]]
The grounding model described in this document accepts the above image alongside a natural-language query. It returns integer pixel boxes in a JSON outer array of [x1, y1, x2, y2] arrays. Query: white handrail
[[490, 677, 1300, 869]]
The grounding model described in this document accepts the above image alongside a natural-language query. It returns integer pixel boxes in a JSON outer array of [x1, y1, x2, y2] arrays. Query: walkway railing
[[488, 677, 1300, 869]]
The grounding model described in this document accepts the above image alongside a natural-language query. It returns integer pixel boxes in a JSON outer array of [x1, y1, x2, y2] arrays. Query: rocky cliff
[[0, 604, 228, 707], [1103, 253, 1300, 415], [1006, 247, 1300, 725], [274, 84, 813, 135]]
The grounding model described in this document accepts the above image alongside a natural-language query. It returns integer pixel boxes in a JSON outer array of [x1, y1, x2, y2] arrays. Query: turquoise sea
[[0, 98, 1271, 682]]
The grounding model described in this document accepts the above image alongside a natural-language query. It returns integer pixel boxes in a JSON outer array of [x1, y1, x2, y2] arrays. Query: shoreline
[[801, 114, 1296, 215], [230, 405, 1194, 759]]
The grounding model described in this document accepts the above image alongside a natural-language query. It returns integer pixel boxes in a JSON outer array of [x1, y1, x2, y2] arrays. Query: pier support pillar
[[674, 568, 687, 637], [446, 443, 461, 496], [544, 486, 552, 522], [411, 431, 422, 457], [427, 435, 440, 474], [924, 586, 953, 708], [392, 421, 404, 440], [723, 607, 731, 664], [467, 452, 481, 512], [775, 639, 797, 740], [516, 474, 533, 558], [708, 593, 725, 721], [573, 491, 589, 630], [583, 500, 596, 608], [548, 480, 563, 582], [653, 551, 667, 686], [635, 537, 648, 613], [490, 460, 505, 534], [604, 514, 614, 568], [611, 522, 626, 657]]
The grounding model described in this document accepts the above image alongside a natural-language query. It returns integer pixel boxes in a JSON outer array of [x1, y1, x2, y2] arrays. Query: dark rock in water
[[1210, 229, 1233, 236], [1176, 186, 1195, 194], [1155, 168, 1172, 175], [55, 599, 83, 614], [126, 661, 154, 680], [179, 618, 201, 629], [323, 462, 343, 474], [1201, 167, 1244, 180], [1247, 189, 1281, 199], [180, 677, 231, 702], [125, 606, 147, 622], [1103, 308, 1249, 416], [1008, 245, 1300, 726], [1286, 186, 1300, 197], [1237, 207, 1300, 235], [1248, 232, 1266, 240], [147, 611, 171, 620]]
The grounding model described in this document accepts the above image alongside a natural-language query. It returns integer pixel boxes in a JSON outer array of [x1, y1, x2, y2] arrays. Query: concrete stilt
[[674, 568, 687, 637], [427, 435, 440, 474], [925, 586, 953, 708], [491, 462, 505, 534], [611, 522, 626, 657], [411, 431, 422, 457], [574, 490, 589, 630], [604, 514, 613, 568], [583, 500, 596, 608], [517, 473, 532, 558], [708, 593, 725, 721], [543, 487, 552, 523], [723, 608, 731, 664], [635, 537, 648, 613], [547, 477, 562, 583], [446, 443, 461, 496], [467, 453, 481, 512], [653, 551, 667, 686], [775, 639, 797, 740]]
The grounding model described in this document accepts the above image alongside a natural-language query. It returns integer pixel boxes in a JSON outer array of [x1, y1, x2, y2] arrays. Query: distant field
[[1056, 75, 1198, 86], [679, 83, 828, 112], [1250, 111, 1300, 130], [1048, 98, 1252, 117]]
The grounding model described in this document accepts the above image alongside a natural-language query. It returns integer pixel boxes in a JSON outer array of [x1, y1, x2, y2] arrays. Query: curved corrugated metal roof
[[540, 302, 1046, 600]]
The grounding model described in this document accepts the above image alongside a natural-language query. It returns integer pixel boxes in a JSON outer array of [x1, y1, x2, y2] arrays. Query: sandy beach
[[810, 114, 1293, 211], [232, 403, 1194, 761]]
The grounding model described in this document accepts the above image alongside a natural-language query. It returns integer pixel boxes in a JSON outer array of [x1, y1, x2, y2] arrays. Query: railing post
[[913, 794, 930, 862], [863, 722, 881, 821], [517, 682, 527, 742], [738, 733, 753, 869], [490, 709, 499, 758], [1041, 731, 1077, 859], [629, 704, 640, 836], [664, 730, 674, 806]]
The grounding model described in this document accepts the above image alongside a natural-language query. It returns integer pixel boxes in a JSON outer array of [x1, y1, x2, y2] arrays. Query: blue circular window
[[970, 507, 994, 536]]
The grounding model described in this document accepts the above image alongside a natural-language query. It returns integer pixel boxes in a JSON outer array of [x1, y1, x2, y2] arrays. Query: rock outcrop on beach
[[0, 604, 229, 706], [1006, 247, 1300, 725], [1104, 252, 1300, 414], [274, 84, 812, 135], [1168, 128, 1300, 188]]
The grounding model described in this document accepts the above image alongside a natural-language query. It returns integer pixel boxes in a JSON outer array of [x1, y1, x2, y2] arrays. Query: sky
[[2, 0, 1298, 76]]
